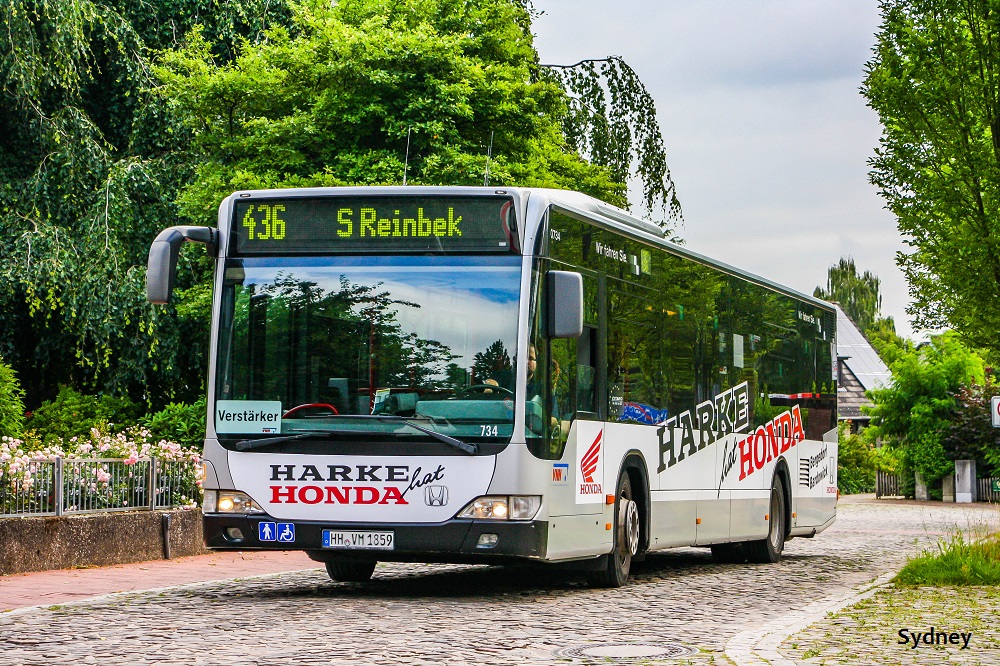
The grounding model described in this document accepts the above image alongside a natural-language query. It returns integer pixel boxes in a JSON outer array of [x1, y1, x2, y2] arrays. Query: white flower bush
[[1, 426, 203, 514]]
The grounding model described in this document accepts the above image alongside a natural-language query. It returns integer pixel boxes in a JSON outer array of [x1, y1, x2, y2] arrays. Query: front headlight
[[457, 495, 541, 521], [204, 490, 265, 514]]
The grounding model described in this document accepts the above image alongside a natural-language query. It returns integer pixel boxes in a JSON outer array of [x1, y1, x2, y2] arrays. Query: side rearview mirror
[[146, 226, 218, 304], [546, 270, 584, 339]]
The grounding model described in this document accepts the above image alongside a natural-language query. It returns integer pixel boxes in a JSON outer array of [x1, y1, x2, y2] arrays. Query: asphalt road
[[1, 496, 996, 666]]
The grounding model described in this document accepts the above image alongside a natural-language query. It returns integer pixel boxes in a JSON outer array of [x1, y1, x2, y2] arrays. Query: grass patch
[[895, 533, 1000, 586]]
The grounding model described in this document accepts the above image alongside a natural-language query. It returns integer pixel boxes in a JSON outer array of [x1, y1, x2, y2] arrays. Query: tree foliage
[[863, 0, 1000, 354], [940, 377, 1000, 475], [541, 56, 681, 226], [0, 0, 290, 408], [814, 256, 886, 334], [24, 385, 141, 443], [154, 0, 638, 225], [814, 256, 905, 357], [865, 331, 985, 483], [837, 422, 877, 494], [0, 357, 26, 436], [1, 0, 679, 411], [141, 396, 208, 450]]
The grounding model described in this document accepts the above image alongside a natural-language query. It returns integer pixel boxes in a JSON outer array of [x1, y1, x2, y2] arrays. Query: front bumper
[[204, 514, 548, 563]]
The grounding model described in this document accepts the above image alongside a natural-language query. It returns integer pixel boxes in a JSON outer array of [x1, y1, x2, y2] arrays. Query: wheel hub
[[621, 498, 639, 556], [769, 491, 782, 549]]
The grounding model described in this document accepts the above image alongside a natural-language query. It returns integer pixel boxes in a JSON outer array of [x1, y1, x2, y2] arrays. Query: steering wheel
[[457, 384, 514, 398], [282, 403, 340, 418]]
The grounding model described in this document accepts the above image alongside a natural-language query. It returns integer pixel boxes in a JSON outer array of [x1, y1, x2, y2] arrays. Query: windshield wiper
[[362, 415, 478, 454], [235, 430, 335, 451]]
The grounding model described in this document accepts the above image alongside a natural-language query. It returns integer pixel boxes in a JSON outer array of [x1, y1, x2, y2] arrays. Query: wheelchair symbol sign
[[276, 523, 295, 542]]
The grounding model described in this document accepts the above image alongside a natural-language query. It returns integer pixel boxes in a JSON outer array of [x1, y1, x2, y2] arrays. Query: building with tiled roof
[[834, 304, 891, 431]]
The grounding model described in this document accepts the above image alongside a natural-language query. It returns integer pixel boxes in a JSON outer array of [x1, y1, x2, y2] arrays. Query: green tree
[[814, 257, 885, 334], [541, 56, 681, 224], [865, 331, 985, 485], [814, 256, 905, 356], [0, 0, 289, 408], [940, 377, 1000, 475], [863, 0, 1000, 356], [837, 422, 877, 494], [25, 385, 141, 443], [153, 0, 660, 225], [2, 0, 678, 412], [0, 356, 26, 436]]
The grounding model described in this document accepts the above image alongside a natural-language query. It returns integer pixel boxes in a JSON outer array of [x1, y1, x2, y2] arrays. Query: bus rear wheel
[[587, 473, 639, 588], [746, 475, 786, 564], [325, 558, 377, 582]]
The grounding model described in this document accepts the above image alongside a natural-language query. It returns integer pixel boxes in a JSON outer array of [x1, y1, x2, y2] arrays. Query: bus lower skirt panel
[[203, 515, 548, 563]]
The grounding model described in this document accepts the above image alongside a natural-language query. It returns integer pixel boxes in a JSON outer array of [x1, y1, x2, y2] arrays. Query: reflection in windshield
[[216, 255, 520, 438]]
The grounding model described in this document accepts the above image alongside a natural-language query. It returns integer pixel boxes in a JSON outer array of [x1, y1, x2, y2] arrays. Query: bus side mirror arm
[[146, 226, 218, 304], [546, 270, 584, 339]]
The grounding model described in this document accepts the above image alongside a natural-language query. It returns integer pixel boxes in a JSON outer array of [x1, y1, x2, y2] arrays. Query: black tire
[[711, 542, 747, 563], [325, 558, 377, 582], [587, 473, 640, 588], [746, 475, 786, 564]]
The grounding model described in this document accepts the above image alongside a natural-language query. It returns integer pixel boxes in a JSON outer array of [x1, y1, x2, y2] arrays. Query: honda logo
[[424, 485, 449, 507]]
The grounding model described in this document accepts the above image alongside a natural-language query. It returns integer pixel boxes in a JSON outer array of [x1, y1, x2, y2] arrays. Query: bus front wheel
[[325, 558, 377, 583], [588, 473, 639, 588]]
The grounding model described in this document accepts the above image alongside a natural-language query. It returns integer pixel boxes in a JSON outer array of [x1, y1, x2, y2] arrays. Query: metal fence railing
[[1, 458, 201, 517], [875, 472, 1000, 502]]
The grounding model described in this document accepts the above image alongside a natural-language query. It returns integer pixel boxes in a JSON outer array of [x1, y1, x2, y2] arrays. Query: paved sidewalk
[[0, 550, 318, 612]]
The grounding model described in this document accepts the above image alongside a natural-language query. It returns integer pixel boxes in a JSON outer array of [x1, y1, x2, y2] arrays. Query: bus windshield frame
[[214, 253, 523, 449]]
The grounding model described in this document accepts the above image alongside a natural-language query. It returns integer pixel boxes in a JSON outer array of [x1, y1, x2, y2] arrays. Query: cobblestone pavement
[[0, 496, 996, 666]]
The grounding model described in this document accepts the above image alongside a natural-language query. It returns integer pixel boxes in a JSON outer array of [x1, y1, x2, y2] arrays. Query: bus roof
[[534, 187, 835, 314]]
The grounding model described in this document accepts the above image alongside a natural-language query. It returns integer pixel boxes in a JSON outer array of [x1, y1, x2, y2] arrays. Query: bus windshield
[[215, 255, 521, 442]]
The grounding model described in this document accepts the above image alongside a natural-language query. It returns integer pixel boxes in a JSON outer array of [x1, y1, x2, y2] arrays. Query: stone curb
[[725, 570, 898, 666], [1, 567, 320, 617]]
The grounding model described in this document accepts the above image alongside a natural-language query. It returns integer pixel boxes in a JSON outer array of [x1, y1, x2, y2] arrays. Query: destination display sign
[[231, 195, 515, 255]]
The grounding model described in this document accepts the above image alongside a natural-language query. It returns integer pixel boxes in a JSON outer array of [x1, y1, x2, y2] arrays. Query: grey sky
[[532, 0, 914, 339]]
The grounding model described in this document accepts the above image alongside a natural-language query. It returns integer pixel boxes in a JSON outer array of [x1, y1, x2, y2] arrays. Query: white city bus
[[147, 186, 838, 587]]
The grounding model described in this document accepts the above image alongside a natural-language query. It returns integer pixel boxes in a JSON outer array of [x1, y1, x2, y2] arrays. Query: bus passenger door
[[545, 330, 612, 560], [547, 330, 602, 518]]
